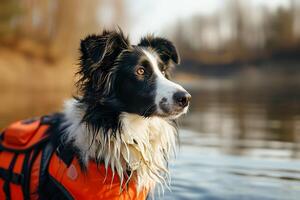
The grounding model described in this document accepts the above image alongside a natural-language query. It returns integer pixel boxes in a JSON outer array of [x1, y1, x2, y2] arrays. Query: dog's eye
[[136, 67, 145, 75], [161, 70, 166, 76]]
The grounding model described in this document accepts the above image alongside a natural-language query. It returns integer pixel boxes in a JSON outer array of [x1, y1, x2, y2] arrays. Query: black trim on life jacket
[[25, 147, 43, 199], [21, 150, 32, 199], [0, 132, 4, 143], [37, 113, 76, 200], [0, 168, 23, 185], [38, 139, 55, 193], [47, 175, 74, 200], [21, 117, 39, 125], [3, 153, 18, 200], [38, 150, 74, 200]]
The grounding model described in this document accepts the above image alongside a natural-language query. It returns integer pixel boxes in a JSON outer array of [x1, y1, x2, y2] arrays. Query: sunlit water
[[1, 78, 300, 200]]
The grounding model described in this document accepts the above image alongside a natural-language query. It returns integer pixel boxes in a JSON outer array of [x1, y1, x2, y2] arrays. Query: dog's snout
[[173, 91, 191, 108]]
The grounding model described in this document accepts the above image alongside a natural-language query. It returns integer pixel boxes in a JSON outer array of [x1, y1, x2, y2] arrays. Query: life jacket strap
[[3, 153, 18, 200], [0, 168, 23, 185]]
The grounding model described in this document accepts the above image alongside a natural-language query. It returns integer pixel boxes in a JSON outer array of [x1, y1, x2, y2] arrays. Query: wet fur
[[62, 29, 181, 193]]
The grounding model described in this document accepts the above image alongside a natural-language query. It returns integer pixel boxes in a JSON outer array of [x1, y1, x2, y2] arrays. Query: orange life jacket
[[0, 115, 148, 200]]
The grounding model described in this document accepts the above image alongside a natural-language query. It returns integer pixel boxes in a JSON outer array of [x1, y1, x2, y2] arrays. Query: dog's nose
[[173, 91, 191, 108]]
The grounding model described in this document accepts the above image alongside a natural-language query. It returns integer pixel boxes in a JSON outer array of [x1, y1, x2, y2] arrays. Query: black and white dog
[[62, 29, 191, 192]]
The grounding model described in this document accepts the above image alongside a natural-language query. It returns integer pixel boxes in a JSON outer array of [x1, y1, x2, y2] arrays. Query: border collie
[[62, 29, 191, 193]]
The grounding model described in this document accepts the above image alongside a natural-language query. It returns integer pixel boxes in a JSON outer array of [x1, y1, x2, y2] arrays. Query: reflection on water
[[162, 79, 300, 200], [1, 78, 300, 200], [181, 81, 300, 159], [162, 129, 300, 200]]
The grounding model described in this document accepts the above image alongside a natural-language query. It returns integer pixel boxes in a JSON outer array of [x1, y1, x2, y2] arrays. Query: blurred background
[[0, 0, 300, 199]]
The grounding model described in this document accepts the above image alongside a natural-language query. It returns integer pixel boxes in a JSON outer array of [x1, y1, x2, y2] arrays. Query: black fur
[[138, 36, 180, 65], [113, 48, 158, 116], [77, 29, 130, 137], [75, 29, 180, 146]]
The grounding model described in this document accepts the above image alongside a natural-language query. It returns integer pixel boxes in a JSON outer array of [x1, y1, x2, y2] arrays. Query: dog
[[0, 29, 191, 199]]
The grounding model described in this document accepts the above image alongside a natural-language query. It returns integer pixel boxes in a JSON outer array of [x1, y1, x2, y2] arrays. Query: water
[[1, 78, 300, 200], [163, 129, 300, 200], [162, 79, 300, 200]]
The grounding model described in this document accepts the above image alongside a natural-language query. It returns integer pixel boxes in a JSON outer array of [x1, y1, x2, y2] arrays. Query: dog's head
[[78, 29, 191, 120]]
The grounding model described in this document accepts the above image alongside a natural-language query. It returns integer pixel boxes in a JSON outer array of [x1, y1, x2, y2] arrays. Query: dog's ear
[[138, 36, 180, 65], [80, 30, 130, 72], [78, 29, 130, 98]]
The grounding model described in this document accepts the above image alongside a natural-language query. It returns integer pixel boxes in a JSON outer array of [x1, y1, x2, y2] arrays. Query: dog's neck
[[61, 99, 178, 191]]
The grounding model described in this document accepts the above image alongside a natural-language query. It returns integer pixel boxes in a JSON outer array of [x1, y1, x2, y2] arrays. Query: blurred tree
[[52, 0, 100, 57], [167, 0, 300, 64], [291, 0, 300, 42], [0, 0, 128, 61], [265, 7, 294, 50], [0, 0, 20, 36]]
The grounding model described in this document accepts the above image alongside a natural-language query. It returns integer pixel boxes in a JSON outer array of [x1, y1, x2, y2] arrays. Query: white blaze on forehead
[[142, 49, 186, 114], [142, 49, 161, 76]]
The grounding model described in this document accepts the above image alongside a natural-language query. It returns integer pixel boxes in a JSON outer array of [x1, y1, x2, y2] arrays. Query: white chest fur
[[62, 99, 177, 192]]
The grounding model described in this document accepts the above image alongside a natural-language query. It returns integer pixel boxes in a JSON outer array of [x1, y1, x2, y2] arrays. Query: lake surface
[[163, 78, 300, 200], [1, 78, 300, 200]]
